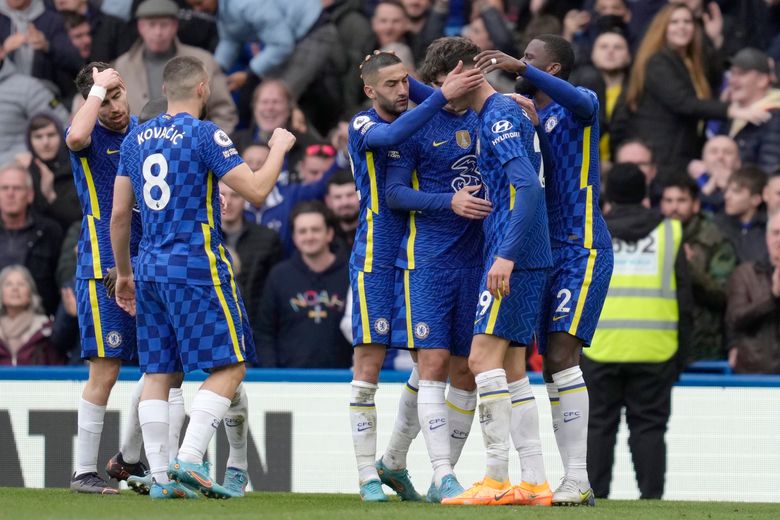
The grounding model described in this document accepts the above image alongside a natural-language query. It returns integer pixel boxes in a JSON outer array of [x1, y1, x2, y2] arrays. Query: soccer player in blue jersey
[[110, 56, 295, 499], [413, 38, 553, 507], [66, 63, 151, 495], [380, 57, 492, 502], [476, 35, 615, 506], [347, 51, 483, 502]]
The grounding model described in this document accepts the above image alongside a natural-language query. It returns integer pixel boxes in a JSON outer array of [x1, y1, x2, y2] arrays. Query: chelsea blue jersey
[[388, 109, 484, 270], [537, 87, 611, 250], [69, 117, 142, 280], [348, 109, 406, 272], [477, 93, 552, 269], [117, 113, 244, 285]]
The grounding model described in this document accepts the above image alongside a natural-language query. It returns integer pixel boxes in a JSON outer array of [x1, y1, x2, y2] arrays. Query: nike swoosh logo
[[430, 423, 446, 430], [188, 470, 212, 489], [552, 315, 567, 321], [474, 316, 485, 325], [433, 141, 447, 147], [494, 489, 512, 501], [106, 149, 120, 155], [563, 416, 580, 423], [357, 426, 372, 432]]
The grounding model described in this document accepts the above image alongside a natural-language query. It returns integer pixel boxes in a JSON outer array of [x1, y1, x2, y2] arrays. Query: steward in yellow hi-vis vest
[[581, 163, 693, 501]]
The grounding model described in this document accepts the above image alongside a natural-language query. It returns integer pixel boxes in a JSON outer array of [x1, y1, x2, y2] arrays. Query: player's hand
[[507, 93, 539, 125], [92, 66, 124, 91], [451, 185, 492, 219], [115, 275, 136, 317], [487, 256, 514, 298], [268, 127, 296, 153], [440, 60, 484, 101], [103, 267, 118, 299], [226, 71, 248, 92], [474, 50, 524, 76]]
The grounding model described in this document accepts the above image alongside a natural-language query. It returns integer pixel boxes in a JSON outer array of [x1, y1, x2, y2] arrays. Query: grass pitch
[[1, 488, 779, 520]]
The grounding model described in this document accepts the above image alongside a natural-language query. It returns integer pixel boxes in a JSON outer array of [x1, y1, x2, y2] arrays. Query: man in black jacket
[[219, 181, 282, 346], [0, 164, 62, 315], [257, 201, 350, 368]]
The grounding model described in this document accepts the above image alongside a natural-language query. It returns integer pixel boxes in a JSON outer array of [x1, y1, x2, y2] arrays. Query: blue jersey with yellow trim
[[117, 113, 243, 285], [348, 109, 406, 272], [69, 117, 142, 280], [537, 88, 611, 250], [477, 93, 551, 269], [388, 109, 484, 270]]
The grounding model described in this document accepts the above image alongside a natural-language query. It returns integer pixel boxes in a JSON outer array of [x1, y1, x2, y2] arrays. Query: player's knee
[[418, 350, 449, 381], [545, 341, 581, 374], [449, 361, 476, 391]]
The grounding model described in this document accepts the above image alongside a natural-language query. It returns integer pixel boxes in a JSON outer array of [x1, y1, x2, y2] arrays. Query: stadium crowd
[[0, 0, 779, 375]]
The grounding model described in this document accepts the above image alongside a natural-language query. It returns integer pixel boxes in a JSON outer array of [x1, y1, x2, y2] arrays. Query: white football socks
[[508, 377, 546, 485], [167, 387, 185, 463], [446, 385, 476, 466], [546, 382, 567, 472], [178, 390, 231, 464], [224, 384, 249, 471], [119, 376, 144, 464], [475, 369, 511, 482], [553, 366, 589, 482], [350, 380, 379, 484], [74, 398, 106, 476], [139, 399, 170, 483], [381, 366, 420, 471], [418, 380, 452, 486]]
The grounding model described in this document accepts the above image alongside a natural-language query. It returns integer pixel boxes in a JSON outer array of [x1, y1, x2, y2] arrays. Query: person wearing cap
[[726, 47, 780, 174], [113, 0, 237, 132], [583, 162, 692, 500]]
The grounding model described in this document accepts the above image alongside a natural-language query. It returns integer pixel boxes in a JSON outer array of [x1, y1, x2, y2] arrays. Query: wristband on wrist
[[89, 85, 107, 101]]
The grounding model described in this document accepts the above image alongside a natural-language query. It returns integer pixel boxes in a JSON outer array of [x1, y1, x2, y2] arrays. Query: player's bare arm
[[110, 175, 137, 316], [66, 67, 126, 152], [221, 127, 296, 206]]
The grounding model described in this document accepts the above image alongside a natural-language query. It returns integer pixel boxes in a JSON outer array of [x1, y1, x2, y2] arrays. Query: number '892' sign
[[612, 235, 658, 275]]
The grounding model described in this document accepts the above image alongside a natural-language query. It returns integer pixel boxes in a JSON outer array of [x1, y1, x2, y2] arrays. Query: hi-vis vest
[[587, 219, 683, 363]]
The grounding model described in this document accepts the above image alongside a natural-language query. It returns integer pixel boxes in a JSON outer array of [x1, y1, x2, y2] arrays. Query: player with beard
[[476, 35, 614, 506], [66, 62, 151, 494], [347, 50, 482, 502]]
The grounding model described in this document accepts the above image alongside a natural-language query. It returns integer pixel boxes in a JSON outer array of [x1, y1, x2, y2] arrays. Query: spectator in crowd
[[297, 143, 337, 184], [370, 1, 414, 69], [617, 3, 767, 185], [15, 112, 80, 232], [726, 47, 780, 174], [231, 80, 318, 170], [726, 209, 780, 374], [257, 201, 351, 368], [0, 164, 62, 315], [0, 265, 64, 365], [614, 139, 660, 206], [242, 143, 269, 171], [764, 174, 780, 215], [401, 0, 448, 64], [61, 11, 92, 60], [54, 219, 80, 363], [210, 0, 339, 104], [325, 169, 359, 258], [564, 0, 632, 67], [0, 47, 69, 165], [113, 0, 237, 132], [584, 162, 692, 500], [660, 176, 736, 361], [715, 165, 770, 264], [220, 181, 282, 347], [571, 29, 631, 165], [0, 0, 83, 100], [688, 135, 741, 214]]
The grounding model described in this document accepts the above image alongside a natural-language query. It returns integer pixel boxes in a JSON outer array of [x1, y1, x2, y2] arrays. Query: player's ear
[[162, 83, 168, 96], [363, 84, 376, 100], [548, 62, 561, 76]]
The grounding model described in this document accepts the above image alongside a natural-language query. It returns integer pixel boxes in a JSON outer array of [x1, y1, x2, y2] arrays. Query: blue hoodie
[[215, 0, 322, 77]]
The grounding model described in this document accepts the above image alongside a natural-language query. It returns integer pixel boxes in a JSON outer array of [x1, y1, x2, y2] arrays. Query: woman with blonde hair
[[618, 2, 768, 183], [0, 265, 64, 366]]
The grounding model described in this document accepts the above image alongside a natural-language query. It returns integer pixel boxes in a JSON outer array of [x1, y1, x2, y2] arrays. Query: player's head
[[162, 55, 210, 116], [139, 97, 168, 124], [660, 176, 700, 223], [419, 37, 481, 112], [291, 200, 335, 258], [517, 34, 575, 96], [326, 169, 359, 224], [75, 61, 131, 132], [360, 51, 409, 117], [724, 165, 766, 219]]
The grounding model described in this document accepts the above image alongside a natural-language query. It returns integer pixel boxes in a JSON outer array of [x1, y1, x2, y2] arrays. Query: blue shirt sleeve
[[497, 157, 545, 263], [385, 163, 452, 212], [363, 90, 448, 148], [487, 109, 530, 166], [198, 121, 244, 177], [407, 75, 436, 105], [523, 64, 597, 124]]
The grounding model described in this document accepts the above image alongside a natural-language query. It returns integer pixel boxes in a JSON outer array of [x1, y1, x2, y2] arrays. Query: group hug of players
[[346, 35, 613, 506]]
